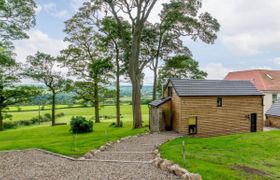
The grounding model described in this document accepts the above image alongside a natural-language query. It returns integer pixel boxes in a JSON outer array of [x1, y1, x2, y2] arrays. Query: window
[[272, 94, 277, 103], [217, 97, 223, 107], [188, 117, 197, 134], [167, 86, 173, 97]]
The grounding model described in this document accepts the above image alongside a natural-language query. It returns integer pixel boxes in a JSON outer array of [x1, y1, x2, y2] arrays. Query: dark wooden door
[[250, 113, 257, 132]]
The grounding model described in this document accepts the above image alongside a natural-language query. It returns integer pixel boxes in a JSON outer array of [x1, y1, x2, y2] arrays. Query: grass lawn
[[160, 131, 280, 180], [0, 105, 149, 157]]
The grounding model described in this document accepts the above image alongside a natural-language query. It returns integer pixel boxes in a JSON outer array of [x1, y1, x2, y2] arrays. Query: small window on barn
[[167, 86, 173, 97], [217, 97, 222, 107], [188, 117, 197, 134]]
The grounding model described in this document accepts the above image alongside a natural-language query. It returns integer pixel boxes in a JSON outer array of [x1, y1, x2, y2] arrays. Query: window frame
[[217, 96, 223, 107]]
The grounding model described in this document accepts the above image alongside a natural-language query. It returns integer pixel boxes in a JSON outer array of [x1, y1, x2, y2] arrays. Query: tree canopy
[[25, 52, 71, 126], [0, 0, 36, 42]]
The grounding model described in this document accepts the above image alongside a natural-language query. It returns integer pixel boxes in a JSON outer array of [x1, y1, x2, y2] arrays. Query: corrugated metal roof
[[149, 97, 171, 107], [266, 98, 280, 117], [169, 79, 264, 96]]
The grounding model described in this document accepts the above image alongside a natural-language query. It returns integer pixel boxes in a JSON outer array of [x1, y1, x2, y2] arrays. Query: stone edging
[[81, 132, 150, 159], [152, 138, 202, 180]]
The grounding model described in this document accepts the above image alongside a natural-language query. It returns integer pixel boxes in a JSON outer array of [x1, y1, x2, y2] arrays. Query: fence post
[[182, 140, 186, 162]]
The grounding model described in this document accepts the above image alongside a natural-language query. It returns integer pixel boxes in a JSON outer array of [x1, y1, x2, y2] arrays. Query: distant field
[[4, 105, 149, 123]]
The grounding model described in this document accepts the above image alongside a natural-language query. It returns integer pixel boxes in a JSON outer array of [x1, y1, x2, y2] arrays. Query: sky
[[13, 0, 280, 84]]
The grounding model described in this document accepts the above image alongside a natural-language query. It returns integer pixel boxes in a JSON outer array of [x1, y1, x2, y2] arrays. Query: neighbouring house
[[149, 79, 264, 137], [266, 98, 280, 128], [224, 70, 280, 118]]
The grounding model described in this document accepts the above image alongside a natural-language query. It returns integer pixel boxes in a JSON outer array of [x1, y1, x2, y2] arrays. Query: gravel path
[[0, 132, 180, 180]]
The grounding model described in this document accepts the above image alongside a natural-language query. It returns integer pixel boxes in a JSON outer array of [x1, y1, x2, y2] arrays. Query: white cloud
[[35, 4, 42, 14], [272, 57, 280, 65], [13, 30, 68, 63], [201, 63, 233, 80], [70, 0, 86, 11], [37, 2, 69, 18], [201, 0, 280, 56]]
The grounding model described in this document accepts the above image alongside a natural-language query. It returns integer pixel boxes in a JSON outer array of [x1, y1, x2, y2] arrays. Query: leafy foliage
[[0, 46, 41, 130], [157, 55, 207, 95], [0, 0, 36, 41], [70, 116, 93, 134], [160, 55, 207, 79], [24, 52, 71, 126]]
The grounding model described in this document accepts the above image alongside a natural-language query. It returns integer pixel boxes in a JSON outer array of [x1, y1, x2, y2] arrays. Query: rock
[[152, 157, 163, 167], [182, 173, 191, 180], [167, 164, 179, 173], [83, 153, 93, 159], [159, 160, 173, 171], [174, 166, 189, 177], [154, 149, 159, 154], [189, 173, 202, 180], [99, 146, 106, 151]]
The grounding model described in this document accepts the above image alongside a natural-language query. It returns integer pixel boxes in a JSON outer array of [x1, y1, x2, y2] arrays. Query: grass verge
[[160, 131, 280, 180]]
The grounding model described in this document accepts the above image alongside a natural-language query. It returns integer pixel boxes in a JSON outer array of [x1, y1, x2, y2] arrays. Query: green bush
[[109, 121, 123, 128], [70, 116, 93, 134], [43, 113, 52, 122], [3, 121, 18, 129], [55, 112, 65, 118], [141, 99, 152, 105], [30, 116, 42, 124], [18, 120, 32, 126]]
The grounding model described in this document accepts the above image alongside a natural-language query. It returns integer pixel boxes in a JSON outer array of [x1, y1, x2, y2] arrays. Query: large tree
[[62, 16, 113, 123], [77, 0, 157, 128], [0, 44, 40, 131], [25, 52, 70, 126], [149, 0, 220, 100], [158, 55, 207, 95], [100, 17, 129, 127], [74, 0, 219, 128], [0, 0, 36, 42]]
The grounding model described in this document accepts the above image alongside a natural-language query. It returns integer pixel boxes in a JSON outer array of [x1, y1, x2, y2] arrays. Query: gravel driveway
[[0, 132, 180, 180]]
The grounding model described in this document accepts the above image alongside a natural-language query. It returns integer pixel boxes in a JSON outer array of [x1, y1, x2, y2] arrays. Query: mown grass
[[0, 105, 149, 157], [160, 131, 280, 180]]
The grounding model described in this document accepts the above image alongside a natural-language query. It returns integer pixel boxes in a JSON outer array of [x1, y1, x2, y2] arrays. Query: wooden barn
[[149, 79, 264, 137], [266, 98, 280, 128]]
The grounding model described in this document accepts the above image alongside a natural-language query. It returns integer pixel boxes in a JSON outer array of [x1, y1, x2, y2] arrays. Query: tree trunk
[[94, 80, 100, 123], [152, 33, 163, 100], [131, 77, 142, 128], [115, 47, 121, 127], [152, 69, 157, 100], [130, 26, 143, 129], [0, 108, 3, 131], [51, 91, 56, 126]]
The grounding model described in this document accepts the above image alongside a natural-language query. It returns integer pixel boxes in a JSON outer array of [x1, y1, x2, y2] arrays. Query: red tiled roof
[[224, 70, 280, 91]]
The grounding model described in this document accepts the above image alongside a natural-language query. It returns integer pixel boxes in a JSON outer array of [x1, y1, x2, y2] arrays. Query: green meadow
[[0, 105, 149, 157]]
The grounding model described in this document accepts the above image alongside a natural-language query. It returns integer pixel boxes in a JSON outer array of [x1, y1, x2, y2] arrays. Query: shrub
[[3, 121, 18, 129], [18, 120, 32, 126], [70, 116, 93, 134], [30, 116, 41, 124], [43, 113, 52, 122], [163, 109, 173, 131], [55, 112, 65, 118], [141, 99, 152, 105], [109, 121, 123, 128]]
